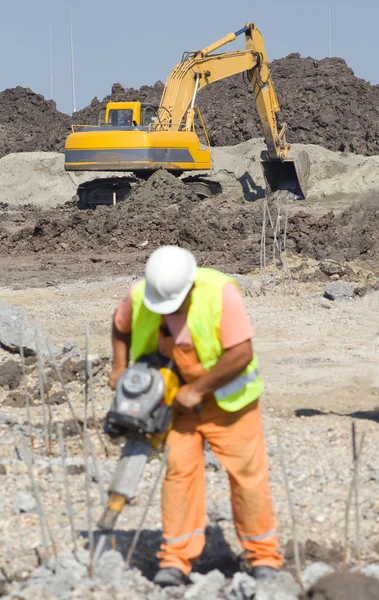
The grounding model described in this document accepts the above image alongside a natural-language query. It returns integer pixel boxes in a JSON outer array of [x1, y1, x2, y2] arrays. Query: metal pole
[[328, 0, 332, 58], [49, 24, 53, 99], [69, 0, 77, 113]]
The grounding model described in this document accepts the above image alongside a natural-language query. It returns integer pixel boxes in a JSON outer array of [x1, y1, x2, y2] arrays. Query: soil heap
[[74, 55, 379, 156], [2, 55, 379, 159], [0, 87, 71, 159], [0, 170, 378, 274]]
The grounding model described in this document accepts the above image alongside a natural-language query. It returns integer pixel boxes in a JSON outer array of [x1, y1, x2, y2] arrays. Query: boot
[[153, 567, 189, 587]]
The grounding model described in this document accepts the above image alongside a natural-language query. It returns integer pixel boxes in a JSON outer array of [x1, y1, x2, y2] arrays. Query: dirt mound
[[306, 572, 379, 600], [73, 81, 164, 124], [1, 171, 379, 274], [198, 55, 379, 155], [2, 55, 379, 159], [0, 87, 71, 159], [73, 55, 379, 157], [287, 201, 379, 263]]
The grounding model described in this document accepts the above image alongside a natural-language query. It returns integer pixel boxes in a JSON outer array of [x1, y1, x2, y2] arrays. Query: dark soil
[[0, 87, 71, 159], [1, 55, 379, 159], [305, 572, 379, 600], [73, 55, 379, 156], [0, 170, 378, 276]]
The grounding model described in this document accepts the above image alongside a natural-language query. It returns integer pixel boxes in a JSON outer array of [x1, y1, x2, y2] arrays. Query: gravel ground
[[0, 275, 378, 598]]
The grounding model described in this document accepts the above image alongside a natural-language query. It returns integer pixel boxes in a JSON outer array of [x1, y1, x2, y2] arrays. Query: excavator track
[[75, 175, 223, 208], [75, 177, 137, 208]]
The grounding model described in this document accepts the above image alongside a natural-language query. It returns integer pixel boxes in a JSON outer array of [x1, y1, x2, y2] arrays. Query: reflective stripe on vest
[[131, 267, 264, 413], [215, 368, 260, 401]]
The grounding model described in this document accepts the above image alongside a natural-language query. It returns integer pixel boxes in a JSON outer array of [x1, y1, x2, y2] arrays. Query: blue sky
[[0, 0, 377, 115]]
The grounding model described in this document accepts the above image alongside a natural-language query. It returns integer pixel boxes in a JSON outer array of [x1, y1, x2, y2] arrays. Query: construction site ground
[[0, 142, 379, 599]]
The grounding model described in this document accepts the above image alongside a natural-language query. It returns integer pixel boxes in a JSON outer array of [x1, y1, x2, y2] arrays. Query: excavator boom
[[156, 22, 309, 197]]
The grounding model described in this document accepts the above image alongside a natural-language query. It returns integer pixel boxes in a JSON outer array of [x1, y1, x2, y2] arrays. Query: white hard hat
[[143, 246, 197, 315]]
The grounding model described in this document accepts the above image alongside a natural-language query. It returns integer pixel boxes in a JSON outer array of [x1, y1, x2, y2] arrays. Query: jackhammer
[[93, 354, 180, 562]]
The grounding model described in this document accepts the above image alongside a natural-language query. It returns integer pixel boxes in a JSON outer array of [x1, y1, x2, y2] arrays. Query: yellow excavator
[[65, 23, 310, 206]]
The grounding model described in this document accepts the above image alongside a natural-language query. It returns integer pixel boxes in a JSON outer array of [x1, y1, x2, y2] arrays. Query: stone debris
[[306, 572, 379, 600], [185, 570, 226, 599], [323, 282, 354, 301], [254, 572, 301, 600], [226, 572, 256, 600], [361, 564, 379, 582], [12, 491, 37, 515], [0, 301, 57, 356], [300, 561, 335, 591]]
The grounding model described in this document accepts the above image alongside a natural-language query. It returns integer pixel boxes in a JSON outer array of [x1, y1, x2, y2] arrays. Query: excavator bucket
[[261, 148, 310, 199]]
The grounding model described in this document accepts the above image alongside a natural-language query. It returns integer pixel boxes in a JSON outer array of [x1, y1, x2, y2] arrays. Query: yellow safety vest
[[131, 267, 263, 412]]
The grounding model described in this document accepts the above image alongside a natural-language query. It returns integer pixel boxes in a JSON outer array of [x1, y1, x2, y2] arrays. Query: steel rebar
[[57, 423, 78, 553], [277, 435, 304, 591]]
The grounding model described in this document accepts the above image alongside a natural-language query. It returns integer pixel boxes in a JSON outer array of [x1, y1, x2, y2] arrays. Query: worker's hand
[[174, 384, 203, 413], [108, 366, 126, 390]]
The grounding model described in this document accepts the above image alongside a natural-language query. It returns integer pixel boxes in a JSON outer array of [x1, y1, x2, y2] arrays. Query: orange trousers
[[157, 397, 282, 575]]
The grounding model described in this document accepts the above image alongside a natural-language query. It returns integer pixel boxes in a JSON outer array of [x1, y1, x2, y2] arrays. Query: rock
[[255, 572, 301, 599], [0, 464, 6, 475], [12, 491, 37, 514], [66, 464, 85, 476], [62, 339, 77, 354], [319, 298, 332, 309], [0, 410, 15, 425], [204, 449, 222, 471], [323, 282, 354, 301], [0, 359, 22, 389], [0, 301, 57, 357], [95, 550, 125, 584], [353, 285, 367, 297], [185, 570, 226, 600], [308, 572, 379, 600], [301, 561, 335, 591], [45, 570, 75, 598], [226, 572, 256, 599], [61, 339, 82, 360], [319, 260, 346, 277], [361, 564, 379, 582], [49, 391, 66, 405]]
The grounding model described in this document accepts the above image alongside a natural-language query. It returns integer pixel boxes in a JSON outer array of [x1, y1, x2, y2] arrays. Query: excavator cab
[[103, 102, 159, 128]]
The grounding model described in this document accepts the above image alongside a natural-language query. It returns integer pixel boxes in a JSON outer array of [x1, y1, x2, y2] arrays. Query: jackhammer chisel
[[93, 354, 179, 563]]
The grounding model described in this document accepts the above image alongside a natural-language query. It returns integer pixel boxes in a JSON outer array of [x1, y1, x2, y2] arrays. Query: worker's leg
[[201, 399, 282, 569], [157, 414, 206, 576]]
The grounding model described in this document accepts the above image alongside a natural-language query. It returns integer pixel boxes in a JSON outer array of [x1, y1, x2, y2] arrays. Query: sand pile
[[1, 170, 378, 274]]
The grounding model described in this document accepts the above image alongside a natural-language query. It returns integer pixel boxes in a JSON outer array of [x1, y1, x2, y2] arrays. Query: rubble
[[0, 301, 57, 356], [323, 282, 355, 301]]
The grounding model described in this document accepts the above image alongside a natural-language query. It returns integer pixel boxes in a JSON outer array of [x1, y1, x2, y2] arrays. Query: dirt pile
[[0, 171, 379, 274], [198, 55, 379, 155], [306, 572, 379, 600], [2, 55, 379, 159], [73, 55, 379, 156], [73, 81, 164, 124], [0, 87, 71, 159]]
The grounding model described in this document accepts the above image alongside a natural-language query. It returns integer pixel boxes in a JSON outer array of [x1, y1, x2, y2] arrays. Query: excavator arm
[[156, 23, 310, 197], [156, 24, 287, 160]]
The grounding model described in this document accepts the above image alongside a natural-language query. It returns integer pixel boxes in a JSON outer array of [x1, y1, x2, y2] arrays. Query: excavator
[[65, 23, 310, 206]]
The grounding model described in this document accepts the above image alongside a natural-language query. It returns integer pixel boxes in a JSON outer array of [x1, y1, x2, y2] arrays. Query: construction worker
[[110, 245, 282, 587]]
